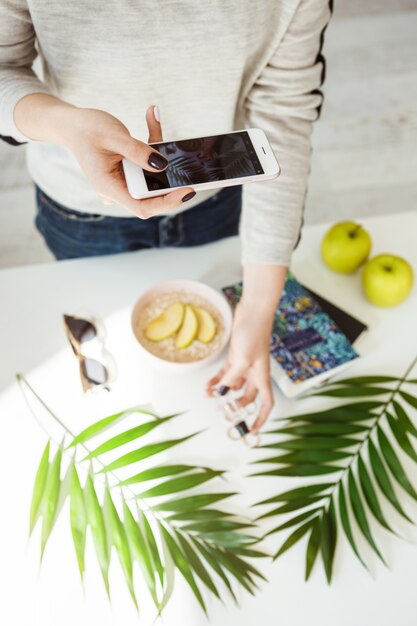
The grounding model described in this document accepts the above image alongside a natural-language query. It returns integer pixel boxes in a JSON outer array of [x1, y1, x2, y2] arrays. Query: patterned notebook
[[222, 272, 360, 397]]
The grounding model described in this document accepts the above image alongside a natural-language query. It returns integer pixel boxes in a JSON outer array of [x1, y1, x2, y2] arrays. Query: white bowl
[[131, 279, 233, 372]]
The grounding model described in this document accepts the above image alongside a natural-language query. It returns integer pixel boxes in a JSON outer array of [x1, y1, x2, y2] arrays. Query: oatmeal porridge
[[133, 290, 225, 363]]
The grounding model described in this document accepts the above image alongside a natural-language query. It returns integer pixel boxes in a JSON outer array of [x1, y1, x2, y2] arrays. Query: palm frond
[[251, 355, 417, 582], [20, 376, 264, 616], [166, 156, 207, 186], [208, 151, 253, 180]]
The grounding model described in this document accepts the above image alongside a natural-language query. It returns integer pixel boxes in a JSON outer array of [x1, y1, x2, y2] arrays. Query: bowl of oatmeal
[[131, 279, 233, 371]]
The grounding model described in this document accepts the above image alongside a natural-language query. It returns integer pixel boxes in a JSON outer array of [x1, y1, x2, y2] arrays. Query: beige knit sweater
[[0, 0, 331, 265]]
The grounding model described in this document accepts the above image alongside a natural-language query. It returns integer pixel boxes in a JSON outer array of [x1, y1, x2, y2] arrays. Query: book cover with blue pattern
[[222, 272, 359, 393]]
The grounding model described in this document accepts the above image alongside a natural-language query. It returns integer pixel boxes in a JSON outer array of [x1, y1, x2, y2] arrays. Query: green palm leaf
[[305, 518, 321, 580], [260, 437, 361, 450], [83, 415, 176, 460], [139, 508, 165, 586], [155, 492, 237, 512], [206, 544, 264, 591], [84, 473, 110, 597], [123, 501, 158, 604], [320, 498, 337, 583], [386, 412, 417, 463], [220, 545, 265, 593], [377, 426, 417, 501], [175, 531, 221, 599], [274, 402, 380, 423], [159, 524, 207, 614], [368, 439, 413, 523], [357, 455, 393, 533], [181, 520, 254, 534], [117, 464, 196, 486], [254, 450, 350, 465], [22, 374, 262, 618], [40, 444, 63, 560], [97, 433, 201, 473], [69, 463, 87, 580], [347, 469, 386, 564], [134, 469, 224, 499], [313, 387, 392, 398], [252, 464, 343, 477], [400, 391, 417, 411], [338, 483, 368, 569], [197, 531, 256, 548], [255, 484, 333, 506], [67, 406, 161, 448], [190, 537, 239, 604], [268, 423, 371, 436], [256, 498, 325, 521], [167, 509, 232, 522], [29, 440, 50, 535], [103, 488, 138, 610], [392, 400, 417, 437], [327, 376, 399, 386], [250, 357, 417, 583], [273, 519, 316, 561]]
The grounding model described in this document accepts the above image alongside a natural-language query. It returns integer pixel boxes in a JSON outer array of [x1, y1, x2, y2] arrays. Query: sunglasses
[[63, 314, 110, 392]]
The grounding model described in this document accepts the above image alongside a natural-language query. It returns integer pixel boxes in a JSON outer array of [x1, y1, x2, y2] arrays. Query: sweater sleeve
[[240, 0, 332, 265], [0, 0, 50, 144]]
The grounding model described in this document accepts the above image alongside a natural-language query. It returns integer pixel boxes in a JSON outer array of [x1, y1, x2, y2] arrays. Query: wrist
[[14, 93, 79, 144], [241, 264, 286, 312], [234, 299, 275, 339]]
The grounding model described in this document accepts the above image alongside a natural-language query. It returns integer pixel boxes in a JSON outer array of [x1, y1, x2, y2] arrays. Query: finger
[[206, 366, 228, 396], [217, 364, 247, 392], [100, 171, 196, 218], [146, 105, 163, 143], [251, 378, 274, 433], [137, 187, 196, 216], [120, 136, 169, 173], [235, 382, 257, 408]]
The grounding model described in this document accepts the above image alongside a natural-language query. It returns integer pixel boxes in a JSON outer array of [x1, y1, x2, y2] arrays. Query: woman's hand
[[66, 104, 196, 217], [14, 94, 195, 218], [206, 300, 274, 433], [206, 264, 288, 433]]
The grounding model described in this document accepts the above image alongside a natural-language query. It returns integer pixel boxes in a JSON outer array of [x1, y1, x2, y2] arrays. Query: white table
[[0, 211, 416, 626]]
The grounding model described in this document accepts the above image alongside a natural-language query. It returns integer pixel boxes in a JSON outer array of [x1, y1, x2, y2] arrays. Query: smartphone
[[122, 128, 280, 199]]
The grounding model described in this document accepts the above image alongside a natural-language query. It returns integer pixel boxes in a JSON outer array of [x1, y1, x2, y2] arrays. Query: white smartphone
[[122, 128, 280, 199]]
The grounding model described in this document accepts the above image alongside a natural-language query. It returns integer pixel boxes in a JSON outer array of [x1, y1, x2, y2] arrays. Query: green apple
[[193, 306, 216, 343], [176, 305, 198, 349], [145, 302, 184, 341], [321, 222, 372, 273], [362, 254, 414, 307]]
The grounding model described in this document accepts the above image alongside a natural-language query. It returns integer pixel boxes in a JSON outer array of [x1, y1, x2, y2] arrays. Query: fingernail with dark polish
[[218, 385, 230, 396], [148, 152, 169, 170], [182, 191, 196, 203]]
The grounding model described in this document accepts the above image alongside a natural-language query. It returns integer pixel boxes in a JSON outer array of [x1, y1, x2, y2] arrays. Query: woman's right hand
[[14, 95, 195, 218]]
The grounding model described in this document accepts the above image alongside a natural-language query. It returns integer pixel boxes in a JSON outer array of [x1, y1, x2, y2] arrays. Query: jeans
[[35, 184, 242, 260]]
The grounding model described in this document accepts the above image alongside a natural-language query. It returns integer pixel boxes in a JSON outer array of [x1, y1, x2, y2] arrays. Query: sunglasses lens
[[81, 358, 108, 385], [64, 315, 97, 342]]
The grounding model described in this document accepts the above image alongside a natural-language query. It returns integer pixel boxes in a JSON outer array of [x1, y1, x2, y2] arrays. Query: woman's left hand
[[206, 263, 288, 433], [206, 299, 274, 433]]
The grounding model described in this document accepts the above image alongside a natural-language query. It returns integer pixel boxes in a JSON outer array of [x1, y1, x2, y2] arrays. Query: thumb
[[146, 105, 163, 143]]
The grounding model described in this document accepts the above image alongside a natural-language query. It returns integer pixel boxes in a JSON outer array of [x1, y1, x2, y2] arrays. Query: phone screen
[[144, 131, 264, 191]]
